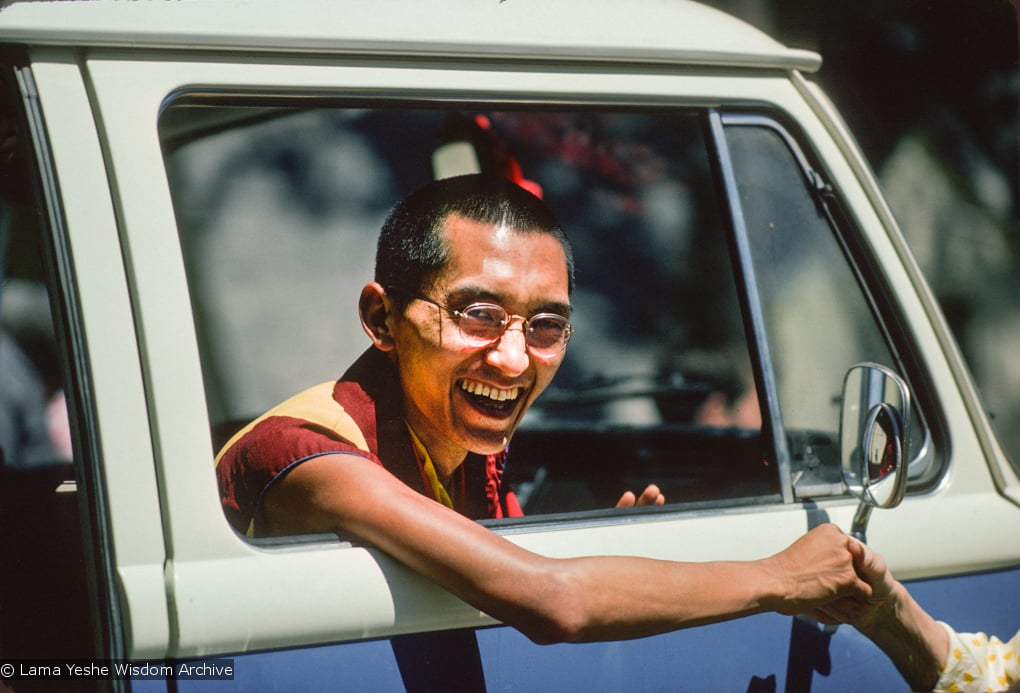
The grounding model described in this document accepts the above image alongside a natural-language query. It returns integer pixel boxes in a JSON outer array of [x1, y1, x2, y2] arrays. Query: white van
[[1, 1, 1017, 690]]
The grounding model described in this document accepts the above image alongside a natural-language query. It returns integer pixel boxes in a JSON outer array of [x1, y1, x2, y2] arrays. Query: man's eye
[[529, 316, 566, 334], [462, 305, 505, 327]]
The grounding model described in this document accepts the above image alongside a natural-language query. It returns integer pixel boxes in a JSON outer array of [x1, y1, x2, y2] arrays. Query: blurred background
[[161, 1, 1020, 477], [708, 0, 1020, 465]]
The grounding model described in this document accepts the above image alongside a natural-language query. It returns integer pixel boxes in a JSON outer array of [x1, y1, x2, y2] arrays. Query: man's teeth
[[461, 381, 520, 402]]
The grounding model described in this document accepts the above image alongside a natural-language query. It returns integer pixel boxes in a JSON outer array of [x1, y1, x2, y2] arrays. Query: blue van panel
[[907, 566, 1020, 637], [476, 613, 904, 692], [478, 613, 794, 692], [167, 565, 1019, 692]]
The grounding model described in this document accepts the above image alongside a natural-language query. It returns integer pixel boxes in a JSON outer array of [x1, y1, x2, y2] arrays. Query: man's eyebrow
[[442, 286, 498, 305], [444, 287, 571, 317], [538, 300, 573, 317]]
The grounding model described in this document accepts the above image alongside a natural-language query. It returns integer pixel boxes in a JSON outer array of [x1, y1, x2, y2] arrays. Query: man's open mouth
[[459, 380, 521, 414]]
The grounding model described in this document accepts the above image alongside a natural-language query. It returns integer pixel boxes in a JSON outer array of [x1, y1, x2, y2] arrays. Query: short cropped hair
[[375, 174, 574, 303]]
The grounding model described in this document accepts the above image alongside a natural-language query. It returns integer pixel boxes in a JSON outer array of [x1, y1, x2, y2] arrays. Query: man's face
[[389, 214, 571, 466]]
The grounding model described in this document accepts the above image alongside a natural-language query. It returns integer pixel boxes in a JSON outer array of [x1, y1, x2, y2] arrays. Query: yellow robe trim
[[406, 424, 454, 510]]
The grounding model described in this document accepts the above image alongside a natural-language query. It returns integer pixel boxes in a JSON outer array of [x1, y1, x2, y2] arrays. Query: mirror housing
[[839, 363, 911, 542]]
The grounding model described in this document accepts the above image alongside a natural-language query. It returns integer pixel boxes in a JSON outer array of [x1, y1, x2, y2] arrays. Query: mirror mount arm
[[850, 502, 873, 543]]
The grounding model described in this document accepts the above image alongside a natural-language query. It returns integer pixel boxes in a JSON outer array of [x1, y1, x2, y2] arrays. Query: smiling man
[[216, 174, 870, 646], [363, 208, 575, 511]]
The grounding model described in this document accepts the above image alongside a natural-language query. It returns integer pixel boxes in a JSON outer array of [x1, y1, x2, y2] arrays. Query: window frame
[[710, 109, 942, 498], [161, 97, 784, 522]]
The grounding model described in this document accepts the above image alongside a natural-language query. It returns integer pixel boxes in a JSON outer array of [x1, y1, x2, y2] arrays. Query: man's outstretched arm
[[263, 453, 871, 644]]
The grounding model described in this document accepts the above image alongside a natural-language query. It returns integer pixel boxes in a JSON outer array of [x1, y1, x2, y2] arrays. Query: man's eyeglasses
[[405, 294, 573, 357]]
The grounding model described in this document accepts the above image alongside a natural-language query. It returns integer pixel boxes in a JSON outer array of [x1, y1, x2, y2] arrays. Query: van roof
[[0, 0, 821, 72]]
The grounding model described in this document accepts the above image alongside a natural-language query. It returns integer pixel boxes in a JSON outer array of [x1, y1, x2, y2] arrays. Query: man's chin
[[455, 404, 522, 453], [462, 428, 515, 455]]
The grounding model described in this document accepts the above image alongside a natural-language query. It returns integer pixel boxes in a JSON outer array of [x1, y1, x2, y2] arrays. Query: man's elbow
[[509, 575, 590, 645], [518, 606, 588, 645]]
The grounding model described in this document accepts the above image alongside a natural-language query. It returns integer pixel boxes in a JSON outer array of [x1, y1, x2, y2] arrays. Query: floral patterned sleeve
[[935, 622, 1020, 693]]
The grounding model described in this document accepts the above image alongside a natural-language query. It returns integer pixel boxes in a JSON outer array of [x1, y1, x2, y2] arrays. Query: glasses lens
[[526, 315, 570, 353], [457, 304, 507, 343]]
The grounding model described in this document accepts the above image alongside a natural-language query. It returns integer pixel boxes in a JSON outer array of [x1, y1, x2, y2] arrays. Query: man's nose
[[484, 323, 530, 375]]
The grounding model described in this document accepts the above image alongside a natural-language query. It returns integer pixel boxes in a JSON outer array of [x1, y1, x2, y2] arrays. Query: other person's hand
[[615, 484, 665, 508], [810, 538, 894, 630]]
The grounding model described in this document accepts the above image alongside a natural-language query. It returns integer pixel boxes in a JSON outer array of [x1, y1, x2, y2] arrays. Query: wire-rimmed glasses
[[407, 294, 572, 357]]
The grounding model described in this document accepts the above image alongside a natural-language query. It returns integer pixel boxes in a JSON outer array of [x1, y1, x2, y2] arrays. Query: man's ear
[[359, 282, 396, 352]]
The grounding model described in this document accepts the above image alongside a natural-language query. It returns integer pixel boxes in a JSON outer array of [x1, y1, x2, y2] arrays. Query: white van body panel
[[1, 0, 821, 70]]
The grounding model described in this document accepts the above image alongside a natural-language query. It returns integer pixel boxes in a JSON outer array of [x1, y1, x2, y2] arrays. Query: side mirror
[[839, 363, 911, 543]]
